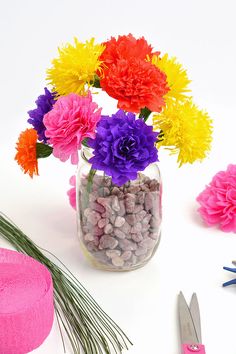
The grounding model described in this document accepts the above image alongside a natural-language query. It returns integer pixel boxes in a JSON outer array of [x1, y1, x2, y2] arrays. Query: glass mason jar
[[76, 149, 162, 271]]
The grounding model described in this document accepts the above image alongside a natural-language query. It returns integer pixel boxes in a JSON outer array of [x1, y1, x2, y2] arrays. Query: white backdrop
[[1, 1, 236, 353]]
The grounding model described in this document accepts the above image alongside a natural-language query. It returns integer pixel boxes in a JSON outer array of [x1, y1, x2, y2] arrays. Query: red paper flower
[[100, 57, 169, 113], [100, 33, 159, 66], [197, 164, 236, 233]]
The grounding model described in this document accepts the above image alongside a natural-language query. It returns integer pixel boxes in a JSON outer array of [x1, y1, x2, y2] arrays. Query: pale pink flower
[[43, 92, 101, 164], [67, 175, 76, 210], [197, 164, 236, 233]]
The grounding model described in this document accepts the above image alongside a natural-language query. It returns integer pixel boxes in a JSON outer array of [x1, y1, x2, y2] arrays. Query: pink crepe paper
[[0, 248, 54, 354]]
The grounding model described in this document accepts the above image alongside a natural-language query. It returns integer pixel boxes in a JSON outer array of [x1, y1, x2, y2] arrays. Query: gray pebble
[[112, 256, 125, 267], [125, 214, 136, 226], [84, 233, 95, 242], [142, 214, 152, 226], [98, 218, 109, 229], [136, 191, 145, 204], [139, 237, 156, 250], [120, 221, 131, 234], [104, 223, 113, 234], [136, 210, 147, 222], [117, 200, 126, 216], [149, 232, 159, 240], [114, 216, 125, 227], [135, 246, 147, 256], [131, 233, 143, 243], [87, 242, 99, 252], [86, 211, 101, 226], [131, 222, 142, 233], [144, 193, 154, 211], [125, 193, 136, 213], [103, 187, 110, 196], [99, 235, 118, 249], [111, 187, 120, 195], [109, 214, 116, 224], [121, 251, 132, 261], [106, 250, 121, 258], [111, 196, 120, 212], [133, 204, 143, 214], [92, 202, 105, 214], [114, 228, 126, 239], [119, 239, 137, 251]]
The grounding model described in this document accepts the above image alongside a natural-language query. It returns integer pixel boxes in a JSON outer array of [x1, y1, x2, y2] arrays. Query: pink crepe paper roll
[[0, 248, 54, 354]]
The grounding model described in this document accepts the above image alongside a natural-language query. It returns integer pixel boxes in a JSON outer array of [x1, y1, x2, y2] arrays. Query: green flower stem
[[139, 107, 152, 121], [0, 213, 132, 354]]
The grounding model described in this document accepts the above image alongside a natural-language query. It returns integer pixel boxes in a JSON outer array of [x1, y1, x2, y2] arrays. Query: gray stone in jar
[[99, 235, 118, 249], [114, 216, 126, 227], [149, 232, 159, 240], [139, 237, 156, 250], [98, 218, 109, 229], [97, 197, 111, 209], [119, 239, 137, 251], [136, 210, 147, 222], [130, 222, 142, 233], [142, 231, 150, 239], [112, 256, 125, 267], [135, 246, 147, 256], [104, 223, 113, 234], [93, 226, 104, 237], [136, 191, 145, 204], [117, 200, 126, 216], [111, 187, 120, 195], [109, 214, 116, 224], [84, 233, 95, 242], [106, 250, 121, 258], [125, 193, 136, 213], [86, 210, 101, 226], [121, 251, 132, 261], [141, 224, 150, 233], [120, 221, 131, 233], [141, 184, 150, 192], [111, 196, 120, 212], [133, 204, 143, 214], [150, 217, 159, 229], [91, 202, 105, 214], [149, 180, 159, 191], [131, 233, 143, 243], [87, 241, 99, 252], [144, 193, 154, 211], [114, 228, 126, 239], [142, 214, 152, 226], [103, 187, 110, 196], [125, 214, 136, 226], [128, 185, 140, 194]]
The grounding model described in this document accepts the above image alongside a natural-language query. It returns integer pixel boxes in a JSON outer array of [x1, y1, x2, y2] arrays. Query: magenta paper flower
[[197, 164, 236, 233], [43, 92, 102, 164], [67, 175, 76, 210]]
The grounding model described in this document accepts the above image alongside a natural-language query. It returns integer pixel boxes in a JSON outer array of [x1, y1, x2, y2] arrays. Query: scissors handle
[[182, 344, 206, 353]]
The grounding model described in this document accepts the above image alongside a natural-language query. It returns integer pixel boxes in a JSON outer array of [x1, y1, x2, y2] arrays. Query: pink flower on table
[[197, 164, 236, 233], [43, 92, 102, 164], [67, 175, 76, 210]]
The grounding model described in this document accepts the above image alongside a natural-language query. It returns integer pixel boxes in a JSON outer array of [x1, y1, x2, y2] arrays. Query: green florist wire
[[0, 213, 132, 354]]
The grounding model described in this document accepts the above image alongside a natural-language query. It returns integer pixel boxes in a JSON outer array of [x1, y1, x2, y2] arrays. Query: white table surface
[[1, 1, 236, 353]]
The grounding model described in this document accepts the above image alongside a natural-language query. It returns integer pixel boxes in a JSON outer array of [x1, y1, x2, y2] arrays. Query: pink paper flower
[[43, 92, 101, 164], [197, 164, 236, 232], [67, 175, 76, 210]]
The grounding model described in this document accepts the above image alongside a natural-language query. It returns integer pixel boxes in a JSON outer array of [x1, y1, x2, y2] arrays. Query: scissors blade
[[178, 292, 198, 344], [190, 293, 202, 343]]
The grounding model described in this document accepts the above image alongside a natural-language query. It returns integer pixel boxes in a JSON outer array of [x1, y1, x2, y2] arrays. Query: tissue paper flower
[[67, 175, 76, 210], [43, 92, 102, 164], [151, 54, 191, 102], [47, 38, 105, 96], [100, 34, 159, 66], [15, 128, 39, 177], [153, 100, 213, 166], [100, 57, 169, 113], [197, 164, 236, 233], [88, 110, 158, 185], [27, 88, 56, 143]]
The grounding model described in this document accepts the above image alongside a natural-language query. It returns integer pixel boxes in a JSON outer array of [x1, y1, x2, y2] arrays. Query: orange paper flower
[[15, 128, 39, 178]]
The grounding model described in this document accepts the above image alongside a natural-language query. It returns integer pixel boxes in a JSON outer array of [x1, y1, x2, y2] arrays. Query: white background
[[1, 1, 236, 353]]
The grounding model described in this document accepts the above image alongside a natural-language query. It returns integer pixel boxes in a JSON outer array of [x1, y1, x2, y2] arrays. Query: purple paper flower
[[27, 88, 56, 143], [88, 110, 159, 186]]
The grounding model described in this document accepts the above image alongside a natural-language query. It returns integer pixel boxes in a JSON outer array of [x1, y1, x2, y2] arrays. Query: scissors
[[223, 261, 236, 287], [178, 292, 206, 353]]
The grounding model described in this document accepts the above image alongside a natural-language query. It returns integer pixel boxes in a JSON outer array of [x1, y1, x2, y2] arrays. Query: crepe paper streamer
[[0, 248, 54, 354]]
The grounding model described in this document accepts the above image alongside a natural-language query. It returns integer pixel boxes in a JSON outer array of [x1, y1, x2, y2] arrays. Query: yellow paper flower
[[153, 100, 213, 166], [151, 54, 191, 102], [47, 38, 105, 96]]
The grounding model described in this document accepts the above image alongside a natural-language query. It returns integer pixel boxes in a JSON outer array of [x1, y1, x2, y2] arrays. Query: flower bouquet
[[15, 34, 213, 271]]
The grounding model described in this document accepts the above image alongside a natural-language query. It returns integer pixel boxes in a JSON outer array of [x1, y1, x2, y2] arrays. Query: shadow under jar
[[76, 149, 162, 271]]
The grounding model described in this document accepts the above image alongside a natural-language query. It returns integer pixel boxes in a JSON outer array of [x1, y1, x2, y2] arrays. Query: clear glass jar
[[76, 149, 162, 271]]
